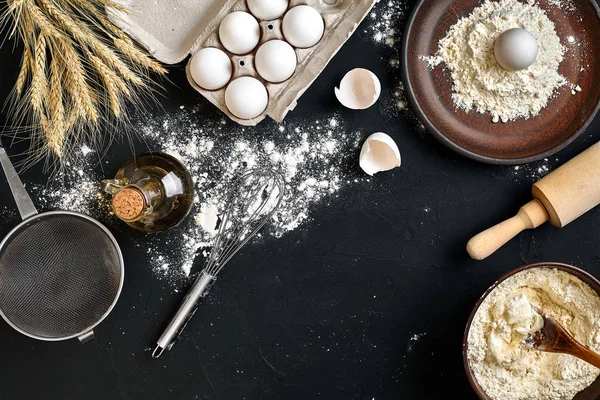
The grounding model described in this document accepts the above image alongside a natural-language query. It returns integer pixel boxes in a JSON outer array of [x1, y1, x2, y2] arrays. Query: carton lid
[[109, 0, 237, 64]]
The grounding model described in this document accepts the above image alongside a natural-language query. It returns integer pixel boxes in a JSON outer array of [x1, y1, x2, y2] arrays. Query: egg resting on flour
[[494, 28, 539, 71]]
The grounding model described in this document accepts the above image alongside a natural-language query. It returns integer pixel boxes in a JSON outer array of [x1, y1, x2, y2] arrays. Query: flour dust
[[140, 111, 366, 282], [365, 0, 423, 132], [366, 0, 408, 48], [25, 109, 368, 286]]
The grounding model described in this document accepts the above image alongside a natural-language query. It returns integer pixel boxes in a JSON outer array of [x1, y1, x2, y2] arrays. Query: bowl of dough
[[463, 262, 600, 400]]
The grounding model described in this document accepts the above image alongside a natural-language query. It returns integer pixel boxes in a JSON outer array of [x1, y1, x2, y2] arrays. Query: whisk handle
[[152, 271, 216, 359]]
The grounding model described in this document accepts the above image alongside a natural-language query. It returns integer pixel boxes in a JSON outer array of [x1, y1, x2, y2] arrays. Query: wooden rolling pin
[[467, 142, 600, 260]]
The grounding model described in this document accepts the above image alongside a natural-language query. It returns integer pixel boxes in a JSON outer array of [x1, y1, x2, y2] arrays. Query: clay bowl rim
[[462, 262, 600, 400], [401, 0, 600, 166]]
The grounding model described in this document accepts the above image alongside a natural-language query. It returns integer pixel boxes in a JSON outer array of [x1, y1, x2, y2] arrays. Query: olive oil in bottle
[[101, 153, 194, 232]]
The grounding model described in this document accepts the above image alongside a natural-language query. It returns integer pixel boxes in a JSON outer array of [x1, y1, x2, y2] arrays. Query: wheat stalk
[[86, 50, 130, 117], [3, 0, 167, 165], [39, 0, 143, 85]]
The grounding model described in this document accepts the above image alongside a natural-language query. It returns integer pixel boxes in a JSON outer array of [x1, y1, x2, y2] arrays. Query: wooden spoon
[[525, 314, 600, 369]]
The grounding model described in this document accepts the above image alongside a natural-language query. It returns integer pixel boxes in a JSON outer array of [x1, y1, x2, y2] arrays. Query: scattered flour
[[423, 0, 575, 123], [80, 144, 95, 156], [547, 0, 577, 12], [140, 113, 363, 282], [194, 203, 219, 236], [509, 158, 554, 181], [407, 332, 426, 354], [140, 111, 366, 280], [30, 149, 109, 216], [366, 0, 408, 47], [26, 110, 367, 285], [364, 1, 414, 118], [10, 106, 366, 287]]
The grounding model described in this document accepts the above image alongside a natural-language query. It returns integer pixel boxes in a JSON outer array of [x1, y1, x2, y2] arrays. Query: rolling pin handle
[[467, 199, 549, 260]]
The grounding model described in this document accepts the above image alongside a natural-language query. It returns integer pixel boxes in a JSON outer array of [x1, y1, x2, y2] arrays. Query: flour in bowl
[[467, 267, 600, 399], [423, 0, 575, 123]]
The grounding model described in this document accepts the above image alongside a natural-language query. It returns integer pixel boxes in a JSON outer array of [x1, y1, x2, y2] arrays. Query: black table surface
[[1, 1, 600, 399]]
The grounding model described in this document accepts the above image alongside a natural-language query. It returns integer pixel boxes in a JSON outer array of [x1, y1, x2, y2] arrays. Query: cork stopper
[[112, 188, 145, 221]]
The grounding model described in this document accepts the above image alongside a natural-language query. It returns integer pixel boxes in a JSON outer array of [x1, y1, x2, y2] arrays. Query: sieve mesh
[[0, 213, 123, 339]]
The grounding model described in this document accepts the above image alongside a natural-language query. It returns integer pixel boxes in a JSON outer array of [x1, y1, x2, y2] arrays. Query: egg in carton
[[108, 0, 377, 126]]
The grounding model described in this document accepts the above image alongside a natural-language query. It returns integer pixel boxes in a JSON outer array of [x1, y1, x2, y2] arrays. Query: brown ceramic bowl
[[402, 0, 600, 165], [463, 262, 600, 399]]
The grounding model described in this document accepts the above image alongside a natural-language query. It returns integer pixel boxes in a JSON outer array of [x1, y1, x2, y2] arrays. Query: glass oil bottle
[[101, 153, 195, 232]]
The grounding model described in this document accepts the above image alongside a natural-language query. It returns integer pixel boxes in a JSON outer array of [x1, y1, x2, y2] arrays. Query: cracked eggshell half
[[359, 133, 401, 176], [335, 68, 381, 110]]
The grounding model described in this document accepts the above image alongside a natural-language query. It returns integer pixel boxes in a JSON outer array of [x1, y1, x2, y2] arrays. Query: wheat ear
[[114, 38, 167, 74], [24, 2, 64, 38], [47, 56, 65, 156], [8, 0, 27, 12], [15, 42, 32, 95], [57, 39, 98, 122], [95, 0, 128, 13], [5, 0, 167, 163], [86, 51, 130, 117], [94, 40, 144, 85], [29, 33, 47, 115], [39, 0, 144, 86], [62, 0, 167, 74]]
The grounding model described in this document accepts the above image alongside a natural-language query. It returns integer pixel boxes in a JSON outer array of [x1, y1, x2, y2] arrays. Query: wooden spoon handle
[[565, 342, 600, 369], [467, 200, 549, 260]]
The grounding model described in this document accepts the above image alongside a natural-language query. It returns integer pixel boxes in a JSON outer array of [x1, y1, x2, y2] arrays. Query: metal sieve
[[0, 142, 124, 343]]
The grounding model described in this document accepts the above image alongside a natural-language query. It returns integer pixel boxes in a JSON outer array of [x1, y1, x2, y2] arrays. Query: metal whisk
[[152, 169, 285, 358]]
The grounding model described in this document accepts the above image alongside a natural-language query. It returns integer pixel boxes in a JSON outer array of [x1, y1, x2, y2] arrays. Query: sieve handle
[[78, 330, 95, 344], [152, 270, 216, 359], [0, 145, 38, 220]]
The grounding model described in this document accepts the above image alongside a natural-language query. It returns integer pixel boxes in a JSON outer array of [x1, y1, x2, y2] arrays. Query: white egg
[[225, 77, 269, 120], [282, 5, 324, 48], [189, 48, 232, 90], [494, 28, 539, 71], [255, 40, 297, 83], [219, 11, 260, 55], [247, 0, 289, 20]]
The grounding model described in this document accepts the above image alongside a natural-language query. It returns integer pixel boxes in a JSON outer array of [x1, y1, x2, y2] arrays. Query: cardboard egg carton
[[109, 0, 376, 125]]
